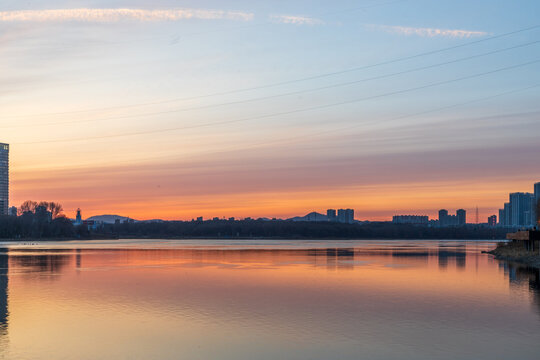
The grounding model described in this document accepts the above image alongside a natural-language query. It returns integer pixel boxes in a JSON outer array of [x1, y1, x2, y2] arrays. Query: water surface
[[0, 239, 538, 359]]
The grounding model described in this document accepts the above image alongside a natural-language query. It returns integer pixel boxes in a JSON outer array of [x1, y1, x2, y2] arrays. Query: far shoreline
[[0, 236, 507, 242]]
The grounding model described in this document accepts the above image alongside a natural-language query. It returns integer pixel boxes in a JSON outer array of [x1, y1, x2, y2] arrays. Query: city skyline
[[1, 1, 539, 221], [2, 139, 540, 222]]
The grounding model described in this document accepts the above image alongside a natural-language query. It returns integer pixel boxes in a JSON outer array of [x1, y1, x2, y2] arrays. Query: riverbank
[[488, 241, 540, 268]]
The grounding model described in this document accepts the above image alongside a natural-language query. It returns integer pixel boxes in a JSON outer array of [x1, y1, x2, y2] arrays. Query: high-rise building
[[438, 209, 448, 227], [0, 143, 8, 216], [456, 209, 466, 225], [498, 208, 505, 226], [488, 215, 497, 226], [327, 209, 337, 222], [534, 182, 540, 226], [503, 202, 512, 226], [509, 192, 535, 227], [438, 209, 467, 227], [337, 209, 354, 224]]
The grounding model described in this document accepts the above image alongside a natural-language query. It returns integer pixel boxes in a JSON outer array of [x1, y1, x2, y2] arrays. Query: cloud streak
[[369, 24, 489, 38], [270, 15, 324, 25], [0, 8, 254, 23]]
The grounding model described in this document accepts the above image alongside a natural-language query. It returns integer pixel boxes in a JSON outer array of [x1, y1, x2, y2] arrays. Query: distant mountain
[[86, 215, 135, 224], [288, 212, 328, 222]]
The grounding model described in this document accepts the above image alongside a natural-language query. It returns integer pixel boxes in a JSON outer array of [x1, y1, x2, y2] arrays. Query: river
[[0, 239, 538, 359]]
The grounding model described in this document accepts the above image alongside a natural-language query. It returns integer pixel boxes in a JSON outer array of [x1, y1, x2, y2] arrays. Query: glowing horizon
[[2, 1, 539, 221]]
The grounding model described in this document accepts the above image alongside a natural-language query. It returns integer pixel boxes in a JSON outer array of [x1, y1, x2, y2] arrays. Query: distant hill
[[288, 212, 328, 222], [86, 215, 135, 224]]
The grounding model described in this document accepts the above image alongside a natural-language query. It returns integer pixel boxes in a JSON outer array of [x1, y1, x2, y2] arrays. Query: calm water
[[0, 239, 538, 360]]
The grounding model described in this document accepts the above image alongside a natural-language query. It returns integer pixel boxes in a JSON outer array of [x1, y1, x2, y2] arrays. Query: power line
[[7, 23, 539, 119], [4, 39, 539, 129], [16, 59, 540, 145], [24, 83, 540, 171]]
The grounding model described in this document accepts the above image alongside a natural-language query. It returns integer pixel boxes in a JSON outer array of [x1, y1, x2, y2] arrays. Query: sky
[[1, 0, 539, 221]]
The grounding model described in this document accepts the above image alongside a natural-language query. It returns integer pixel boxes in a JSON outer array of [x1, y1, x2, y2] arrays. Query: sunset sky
[[1, 0, 539, 221]]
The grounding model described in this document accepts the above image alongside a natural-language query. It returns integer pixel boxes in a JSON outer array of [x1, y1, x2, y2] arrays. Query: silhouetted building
[[75, 208, 82, 225], [8, 206, 17, 217], [497, 182, 540, 227], [0, 144, 8, 216], [392, 215, 428, 225], [438, 209, 464, 227], [439, 209, 448, 226], [337, 209, 354, 224], [327, 209, 337, 222], [535, 182, 540, 226], [510, 192, 535, 227], [456, 209, 466, 225], [488, 215, 497, 226], [503, 202, 512, 226]]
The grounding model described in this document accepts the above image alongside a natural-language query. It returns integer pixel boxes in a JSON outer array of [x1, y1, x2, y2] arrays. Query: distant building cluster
[[498, 182, 540, 227], [438, 209, 467, 227], [392, 215, 429, 225], [327, 209, 355, 224], [392, 210, 466, 227]]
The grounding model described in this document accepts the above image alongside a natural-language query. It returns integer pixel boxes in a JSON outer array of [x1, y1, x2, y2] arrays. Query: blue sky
[[1, 0, 539, 220]]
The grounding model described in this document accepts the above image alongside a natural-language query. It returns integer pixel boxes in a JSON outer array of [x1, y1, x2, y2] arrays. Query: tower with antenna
[[475, 206, 479, 224]]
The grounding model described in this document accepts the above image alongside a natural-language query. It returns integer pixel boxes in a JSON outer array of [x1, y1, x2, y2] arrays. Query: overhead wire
[[3, 39, 537, 129], [6, 23, 539, 119], [15, 58, 540, 145]]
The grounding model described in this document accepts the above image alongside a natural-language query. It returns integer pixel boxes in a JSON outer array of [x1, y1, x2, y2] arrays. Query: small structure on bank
[[506, 199, 540, 252], [507, 229, 540, 253]]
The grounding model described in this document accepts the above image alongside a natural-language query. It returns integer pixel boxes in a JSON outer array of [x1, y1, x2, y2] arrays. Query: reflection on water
[[502, 262, 540, 315], [0, 240, 538, 360], [0, 250, 7, 342]]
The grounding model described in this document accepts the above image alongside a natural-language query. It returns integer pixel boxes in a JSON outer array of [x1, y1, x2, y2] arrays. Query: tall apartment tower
[[327, 209, 337, 222], [535, 182, 540, 226], [456, 209, 466, 225], [509, 192, 535, 227], [438, 209, 448, 227], [337, 209, 354, 224], [498, 209, 505, 226], [0, 144, 8, 216]]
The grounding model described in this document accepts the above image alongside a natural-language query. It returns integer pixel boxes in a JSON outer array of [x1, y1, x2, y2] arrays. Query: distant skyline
[[1, 0, 539, 221]]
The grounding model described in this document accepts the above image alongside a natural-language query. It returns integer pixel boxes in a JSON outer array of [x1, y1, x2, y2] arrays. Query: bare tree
[[38, 201, 49, 210], [48, 202, 64, 219], [19, 200, 38, 214]]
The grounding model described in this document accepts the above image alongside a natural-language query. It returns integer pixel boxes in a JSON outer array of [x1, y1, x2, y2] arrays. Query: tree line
[[0, 201, 510, 240], [0, 200, 73, 238], [96, 219, 508, 240]]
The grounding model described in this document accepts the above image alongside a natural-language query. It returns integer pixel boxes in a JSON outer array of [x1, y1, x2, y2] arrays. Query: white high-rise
[[0, 143, 8, 215]]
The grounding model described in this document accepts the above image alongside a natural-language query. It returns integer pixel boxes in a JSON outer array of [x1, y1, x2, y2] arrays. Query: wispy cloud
[[0, 8, 254, 23], [368, 24, 489, 38], [270, 15, 324, 26]]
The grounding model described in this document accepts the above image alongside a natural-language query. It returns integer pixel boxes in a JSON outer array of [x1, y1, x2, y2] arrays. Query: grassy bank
[[488, 241, 540, 268]]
